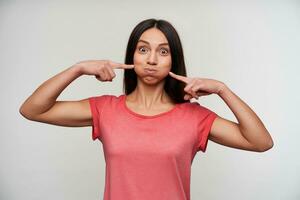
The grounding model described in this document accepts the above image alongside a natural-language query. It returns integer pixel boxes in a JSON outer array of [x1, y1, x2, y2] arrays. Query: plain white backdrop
[[1, 0, 299, 199]]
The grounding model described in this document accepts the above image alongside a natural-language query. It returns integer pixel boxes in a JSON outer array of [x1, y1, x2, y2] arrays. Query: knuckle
[[100, 67, 106, 73], [107, 60, 113, 66], [103, 60, 109, 66], [184, 87, 190, 92]]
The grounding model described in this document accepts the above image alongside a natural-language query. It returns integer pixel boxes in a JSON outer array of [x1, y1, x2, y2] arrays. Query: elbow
[[19, 105, 34, 120], [19, 106, 29, 119], [19, 105, 26, 117], [257, 138, 274, 152]]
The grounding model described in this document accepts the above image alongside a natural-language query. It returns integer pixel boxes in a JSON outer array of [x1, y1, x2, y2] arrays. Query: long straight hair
[[123, 18, 189, 103]]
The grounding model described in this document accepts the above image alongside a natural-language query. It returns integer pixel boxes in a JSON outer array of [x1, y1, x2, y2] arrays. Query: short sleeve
[[88, 95, 109, 141], [195, 103, 218, 153]]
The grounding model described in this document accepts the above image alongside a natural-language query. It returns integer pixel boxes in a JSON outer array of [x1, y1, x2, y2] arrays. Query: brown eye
[[138, 46, 148, 53], [160, 48, 169, 55]]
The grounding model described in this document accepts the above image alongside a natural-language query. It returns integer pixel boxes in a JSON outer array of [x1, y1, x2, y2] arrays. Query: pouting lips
[[144, 68, 157, 74]]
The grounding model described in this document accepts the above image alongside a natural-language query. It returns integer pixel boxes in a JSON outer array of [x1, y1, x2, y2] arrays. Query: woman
[[19, 18, 273, 200]]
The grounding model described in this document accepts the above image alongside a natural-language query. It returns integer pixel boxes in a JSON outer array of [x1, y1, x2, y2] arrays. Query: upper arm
[[24, 99, 92, 127], [209, 116, 258, 152]]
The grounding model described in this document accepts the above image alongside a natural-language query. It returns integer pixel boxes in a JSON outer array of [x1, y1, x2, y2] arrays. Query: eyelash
[[138, 46, 169, 55]]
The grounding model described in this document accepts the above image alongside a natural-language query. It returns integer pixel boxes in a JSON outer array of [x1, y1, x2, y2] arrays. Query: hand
[[168, 71, 224, 100], [74, 60, 134, 82]]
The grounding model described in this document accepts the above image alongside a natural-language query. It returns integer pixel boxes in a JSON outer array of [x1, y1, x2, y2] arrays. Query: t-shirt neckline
[[121, 94, 179, 119]]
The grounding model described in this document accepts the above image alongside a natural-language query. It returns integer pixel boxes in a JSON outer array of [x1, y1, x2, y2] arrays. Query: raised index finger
[[169, 71, 189, 84], [109, 61, 134, 69]]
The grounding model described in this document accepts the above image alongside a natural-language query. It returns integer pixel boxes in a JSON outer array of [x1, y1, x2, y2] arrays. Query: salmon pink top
[[88, 94, 218, 200]]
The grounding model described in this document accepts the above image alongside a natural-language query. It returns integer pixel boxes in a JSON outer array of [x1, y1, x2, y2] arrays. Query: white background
[[1, 0, 299, 199]]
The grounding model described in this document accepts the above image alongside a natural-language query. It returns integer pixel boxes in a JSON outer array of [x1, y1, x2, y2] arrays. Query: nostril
[[147, 61, 157, 65]]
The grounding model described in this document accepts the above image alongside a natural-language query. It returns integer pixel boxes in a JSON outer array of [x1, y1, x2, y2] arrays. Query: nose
[[147, 51, 158, 65]]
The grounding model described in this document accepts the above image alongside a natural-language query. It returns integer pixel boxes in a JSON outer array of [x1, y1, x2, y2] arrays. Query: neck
[[127, 80, 172, 109]]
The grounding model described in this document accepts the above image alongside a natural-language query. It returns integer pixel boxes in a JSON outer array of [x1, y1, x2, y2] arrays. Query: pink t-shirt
[[89, 94, 218, 200]]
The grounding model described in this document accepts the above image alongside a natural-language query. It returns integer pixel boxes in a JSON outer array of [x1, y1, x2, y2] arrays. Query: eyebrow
[[138, 39, 169, 46]]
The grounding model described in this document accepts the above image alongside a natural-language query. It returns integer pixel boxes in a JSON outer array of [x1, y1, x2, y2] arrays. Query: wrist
[[217, 82, 228, 96], [70, 64, 84, 77]]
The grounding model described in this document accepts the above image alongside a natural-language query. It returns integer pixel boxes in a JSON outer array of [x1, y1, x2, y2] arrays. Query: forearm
[[218, 84, 274, 150], [20, 64, 83, 117]]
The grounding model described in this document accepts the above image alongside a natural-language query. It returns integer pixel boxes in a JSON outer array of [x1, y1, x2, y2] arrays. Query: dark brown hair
[[123, 18, 189, 103]]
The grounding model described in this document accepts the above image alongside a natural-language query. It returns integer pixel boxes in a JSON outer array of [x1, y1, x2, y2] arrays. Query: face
[[133, 28, 172, 84]]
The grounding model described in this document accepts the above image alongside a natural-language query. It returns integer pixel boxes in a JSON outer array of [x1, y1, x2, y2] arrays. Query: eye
[[138, 46, 148, 53], [160, 48, 169, 55]]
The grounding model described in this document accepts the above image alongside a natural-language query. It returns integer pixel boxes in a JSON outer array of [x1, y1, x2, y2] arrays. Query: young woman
[[19, 18, 273, 200]]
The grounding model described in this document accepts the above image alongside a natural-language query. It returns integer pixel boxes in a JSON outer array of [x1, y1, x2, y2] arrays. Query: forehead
[[139, 28, 169, 45]]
